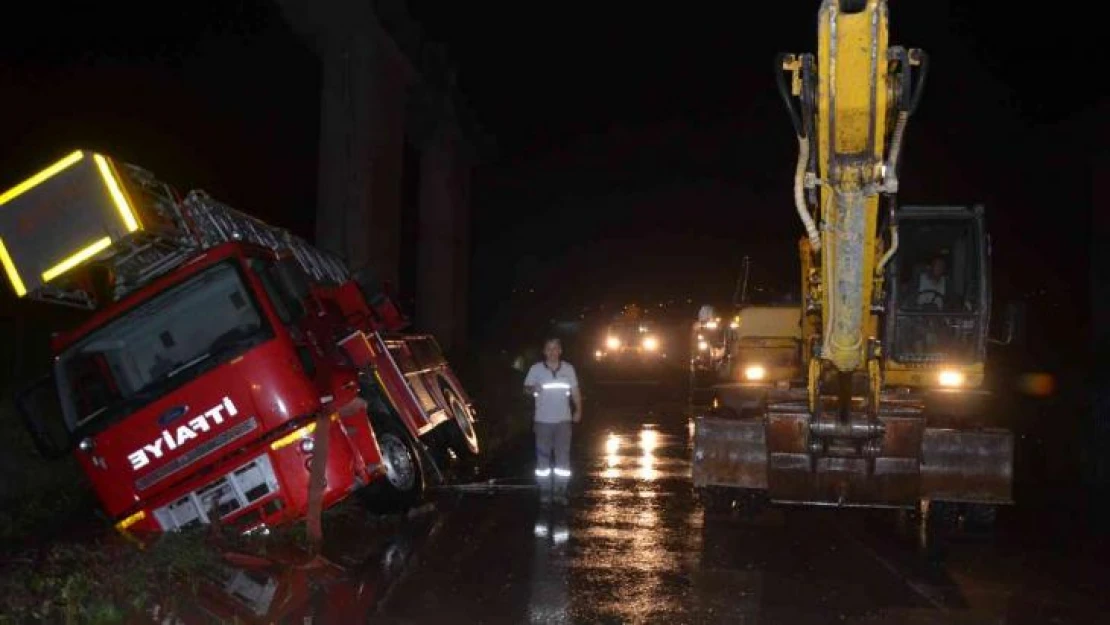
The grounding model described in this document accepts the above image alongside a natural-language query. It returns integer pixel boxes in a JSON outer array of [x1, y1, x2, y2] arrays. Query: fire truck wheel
[[368, 421, 425, 510], [443, 386, 480, 459]]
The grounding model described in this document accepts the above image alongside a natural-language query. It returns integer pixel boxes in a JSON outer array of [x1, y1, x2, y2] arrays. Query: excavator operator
[[915, 253, 948, 311]]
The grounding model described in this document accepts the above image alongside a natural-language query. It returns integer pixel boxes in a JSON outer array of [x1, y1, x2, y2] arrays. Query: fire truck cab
[[2, 150, 479, 534]]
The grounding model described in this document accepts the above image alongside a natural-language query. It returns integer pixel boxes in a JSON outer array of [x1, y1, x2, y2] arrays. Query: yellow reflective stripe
[[41, 237, 112, 282], [0, 238, 26, 296], [0, 150, 84, 206], [94, 155, 140, 232]]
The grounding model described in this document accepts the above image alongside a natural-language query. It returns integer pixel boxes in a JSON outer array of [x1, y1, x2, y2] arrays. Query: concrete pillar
[[276, 0, 477, 342], [416, 134, 469, 352], [452, 157, 471, 350], [315, 35, 374, 273], [309, 7, 408, 289]]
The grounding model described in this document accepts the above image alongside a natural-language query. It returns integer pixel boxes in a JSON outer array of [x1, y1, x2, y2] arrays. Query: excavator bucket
[[692, 415, 768, 490], [692, 392, 1014, 507]]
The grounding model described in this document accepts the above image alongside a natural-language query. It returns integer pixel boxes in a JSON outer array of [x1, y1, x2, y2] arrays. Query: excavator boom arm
[[784, 0, 925, 382]]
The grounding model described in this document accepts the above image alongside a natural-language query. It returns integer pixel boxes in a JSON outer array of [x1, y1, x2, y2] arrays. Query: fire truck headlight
[[299, 437, 315, 454], [78, 437, 95, 452], [606, 336, 621, 350], [115, 510, 146, 532], [744, 365, 766, 381], [938, 369, 965, 388], [697, 340, 709, 351], [642, 336, 659, 351]]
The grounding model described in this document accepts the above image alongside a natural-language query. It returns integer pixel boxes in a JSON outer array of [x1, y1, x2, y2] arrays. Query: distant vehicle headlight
[[697, 340, 709, 351], [744, 365, 766, 381], [938, 369, 965, 387], [606, 336, 621, 350], [642, 336, 659, 351]]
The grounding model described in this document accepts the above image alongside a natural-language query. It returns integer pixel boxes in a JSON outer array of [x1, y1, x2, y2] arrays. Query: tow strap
[[305, 408, 333, 553]]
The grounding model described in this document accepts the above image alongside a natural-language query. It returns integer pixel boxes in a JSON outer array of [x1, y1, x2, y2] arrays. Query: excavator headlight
[[938, 370, 965, 388]]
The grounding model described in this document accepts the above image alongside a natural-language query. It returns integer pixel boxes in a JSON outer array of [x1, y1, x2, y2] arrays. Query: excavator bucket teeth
[[692, 415, 768, 490]]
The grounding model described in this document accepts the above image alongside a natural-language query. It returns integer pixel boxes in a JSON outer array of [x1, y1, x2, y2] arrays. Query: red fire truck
[[1, 149, 480, 534]]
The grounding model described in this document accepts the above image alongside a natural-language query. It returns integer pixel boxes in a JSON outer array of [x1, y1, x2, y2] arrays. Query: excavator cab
[[885, 205, 990, 391]]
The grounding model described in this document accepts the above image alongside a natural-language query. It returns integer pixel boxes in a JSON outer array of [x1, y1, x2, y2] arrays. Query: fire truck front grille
[[152, 454, 279, 531], [135, 417, 259, 492]]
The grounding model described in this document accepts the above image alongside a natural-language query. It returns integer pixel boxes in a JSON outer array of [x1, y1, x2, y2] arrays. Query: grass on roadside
[[0, 530, 218, 625]]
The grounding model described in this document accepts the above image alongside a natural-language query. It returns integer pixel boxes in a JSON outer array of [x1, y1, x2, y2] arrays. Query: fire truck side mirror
[[14, 374, 73, 459]]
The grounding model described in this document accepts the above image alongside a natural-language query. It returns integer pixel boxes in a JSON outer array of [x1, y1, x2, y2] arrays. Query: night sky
[[0, 1, 1098, 364]]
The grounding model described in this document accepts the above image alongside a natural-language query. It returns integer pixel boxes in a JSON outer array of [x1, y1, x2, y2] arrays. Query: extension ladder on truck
[[0, 149, 404, 326]]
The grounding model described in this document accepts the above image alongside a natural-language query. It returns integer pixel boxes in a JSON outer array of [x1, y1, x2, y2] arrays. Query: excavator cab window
[[890, 215, 986, 364], [896, 220, 979, 314]]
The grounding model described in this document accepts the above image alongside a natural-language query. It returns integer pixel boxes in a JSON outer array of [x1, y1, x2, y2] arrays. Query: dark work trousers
[[534, 421, 572, 498]]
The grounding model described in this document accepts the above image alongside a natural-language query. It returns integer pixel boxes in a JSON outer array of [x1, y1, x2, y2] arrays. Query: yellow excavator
[[693, 0, 1014, 522]]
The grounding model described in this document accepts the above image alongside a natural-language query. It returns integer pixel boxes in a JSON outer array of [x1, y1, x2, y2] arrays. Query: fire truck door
[[365, 333, 435, 436]]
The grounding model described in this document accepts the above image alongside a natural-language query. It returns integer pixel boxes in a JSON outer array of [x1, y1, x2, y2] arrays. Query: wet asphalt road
[[186, 380, 1110, 624]]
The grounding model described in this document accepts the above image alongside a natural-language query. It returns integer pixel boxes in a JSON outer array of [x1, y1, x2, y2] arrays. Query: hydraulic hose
[[795, 136, 822, 253], [777, 53, 821, 252], [908, 50, 929, 115], [876, 198, 899, 276], [885, 49, 928, 188], [884, 110, 909, 190], [775, 53, 805, 138]]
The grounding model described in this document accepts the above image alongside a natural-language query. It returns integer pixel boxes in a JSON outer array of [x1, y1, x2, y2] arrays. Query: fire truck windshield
[[55, 260, 273, 435]]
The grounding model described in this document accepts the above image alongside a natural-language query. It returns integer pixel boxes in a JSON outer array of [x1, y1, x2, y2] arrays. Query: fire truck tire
[[442, 385, 480, 459], [365, 420, 425, 511]]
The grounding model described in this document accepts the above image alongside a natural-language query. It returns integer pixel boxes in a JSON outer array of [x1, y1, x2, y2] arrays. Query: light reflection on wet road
[[178, 386, 1110, 624]]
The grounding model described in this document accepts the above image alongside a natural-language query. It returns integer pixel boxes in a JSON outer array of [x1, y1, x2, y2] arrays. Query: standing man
[[524, 337, 582, 505]]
